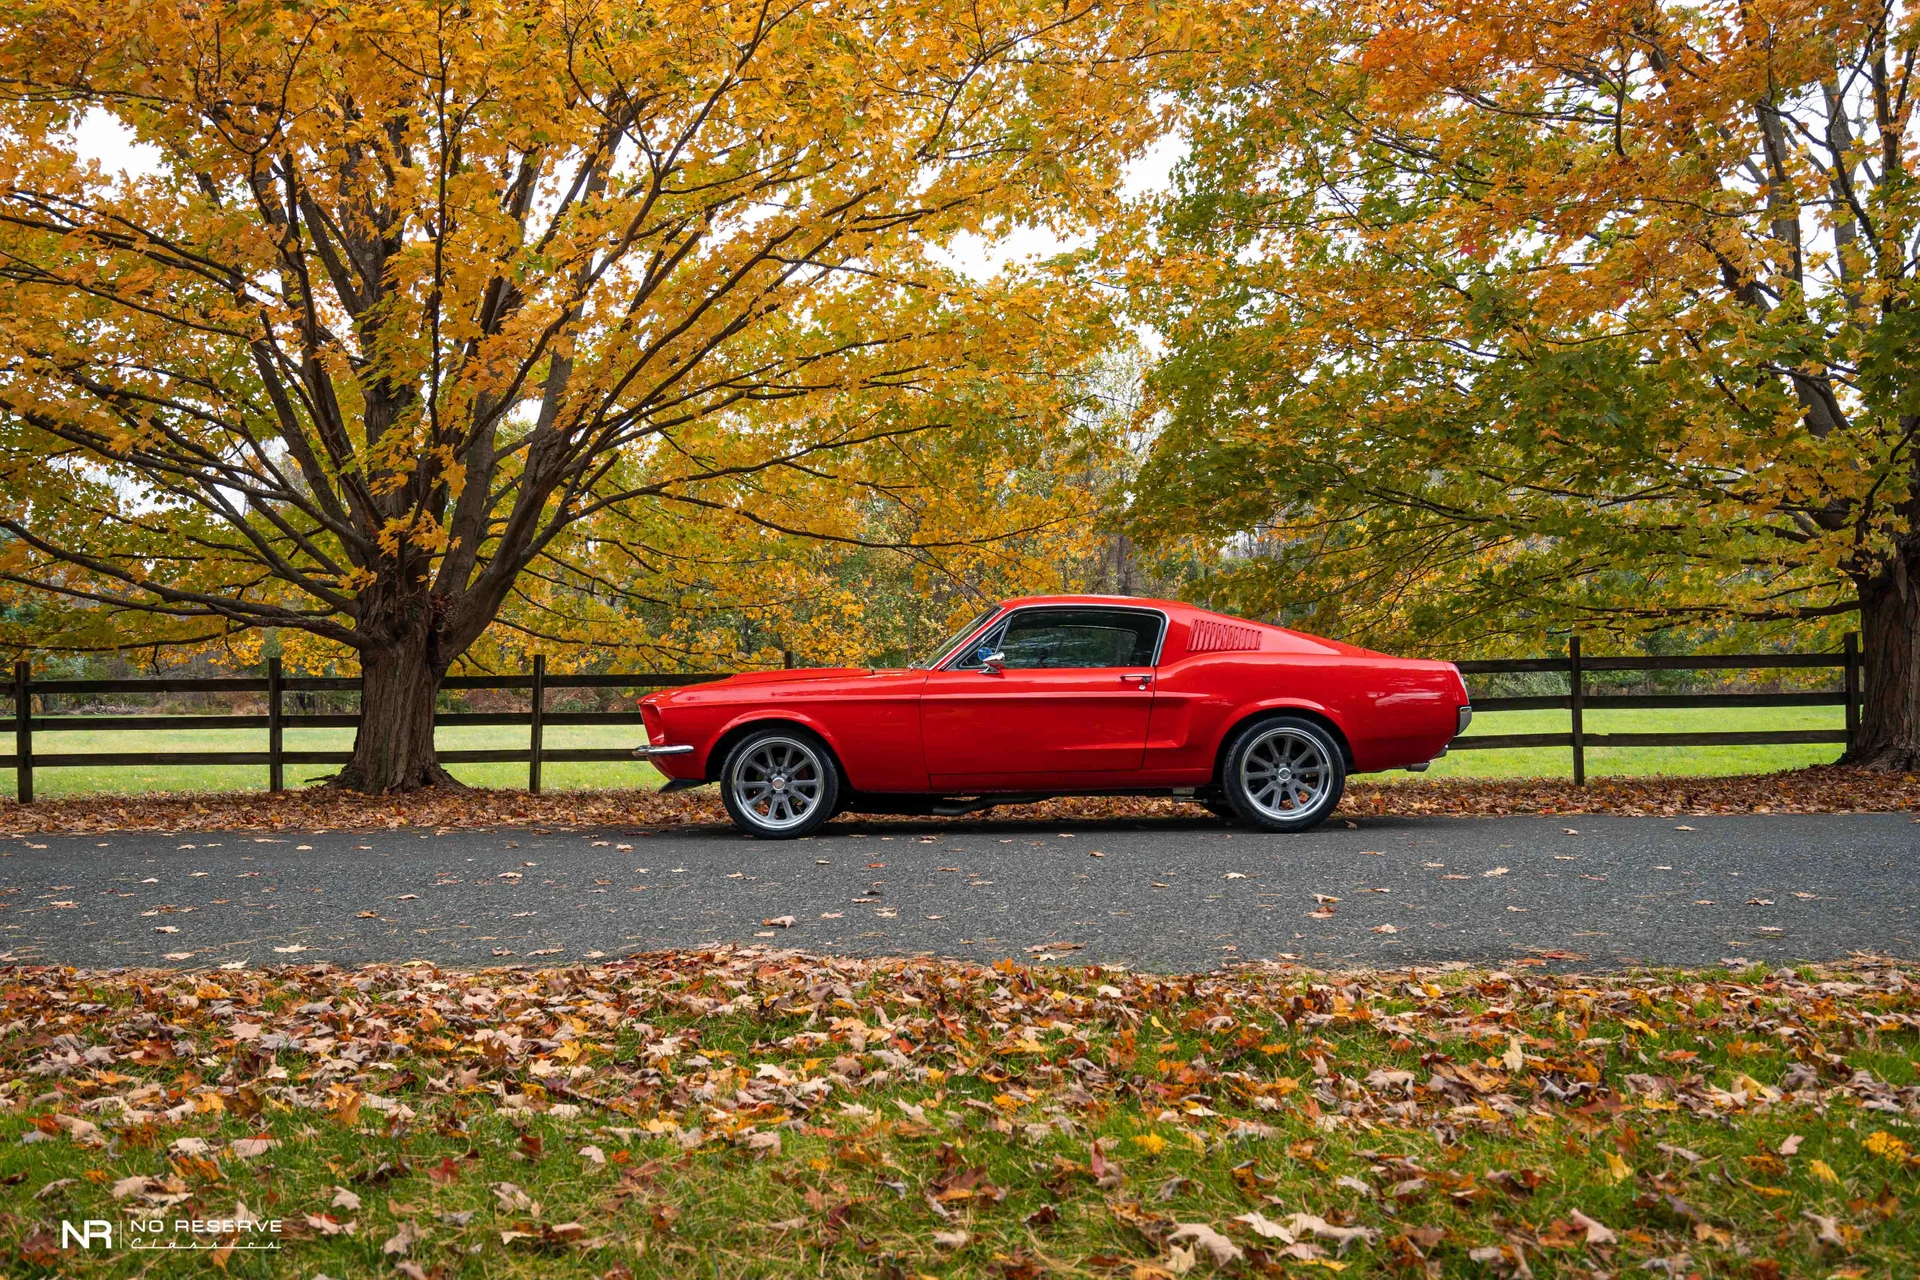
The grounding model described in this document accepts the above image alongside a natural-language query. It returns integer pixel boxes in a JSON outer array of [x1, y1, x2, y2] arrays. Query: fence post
[[1843, 632, 1860, 752], [12, 660, 30, 805], [267, 656, 284, 794], [529, 654, 546, 796], [1568, 635, 1586, 787], [782, 649, 794, 669]]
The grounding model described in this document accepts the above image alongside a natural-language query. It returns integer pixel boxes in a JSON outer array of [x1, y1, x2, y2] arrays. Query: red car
[[635, 596, 1472, 838]]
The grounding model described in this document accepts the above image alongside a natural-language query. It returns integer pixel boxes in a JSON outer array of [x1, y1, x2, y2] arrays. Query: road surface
[[1, 813, 1913, 972]]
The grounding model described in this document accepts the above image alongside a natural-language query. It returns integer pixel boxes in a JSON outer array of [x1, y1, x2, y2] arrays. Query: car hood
[[713, 667, 876, 686]]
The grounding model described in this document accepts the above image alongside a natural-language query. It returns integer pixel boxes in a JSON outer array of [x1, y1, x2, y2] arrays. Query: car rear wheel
[[1220, 716, 1345, 832], [720, 728, 840, 839]]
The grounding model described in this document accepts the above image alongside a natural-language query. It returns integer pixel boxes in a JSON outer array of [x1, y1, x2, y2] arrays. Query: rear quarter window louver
[[1188, 618, 1264, 654]]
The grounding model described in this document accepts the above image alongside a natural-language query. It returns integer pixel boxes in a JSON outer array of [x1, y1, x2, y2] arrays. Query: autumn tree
[[1132, 0, 1920, 766], [0, 0, 1170, 790]]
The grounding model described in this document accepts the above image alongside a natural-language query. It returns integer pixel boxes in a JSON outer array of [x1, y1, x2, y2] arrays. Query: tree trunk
[[329, 635, 460, 792], [1845, 550, 1920, 770]]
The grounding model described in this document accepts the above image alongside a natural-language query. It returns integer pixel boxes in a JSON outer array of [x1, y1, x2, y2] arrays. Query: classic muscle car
[[634, 596, 1472, 838]]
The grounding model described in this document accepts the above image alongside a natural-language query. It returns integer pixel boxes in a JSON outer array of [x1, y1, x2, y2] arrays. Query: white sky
[[934, 130, 1185, 279], [70, 109, 1183, 284]]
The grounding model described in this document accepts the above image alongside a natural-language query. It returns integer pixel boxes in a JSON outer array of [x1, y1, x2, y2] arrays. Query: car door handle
[[1121, 673, 1152, 688]]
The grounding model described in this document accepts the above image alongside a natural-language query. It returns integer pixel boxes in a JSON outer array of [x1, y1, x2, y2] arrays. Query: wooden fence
[[2, 635, 1865, 801], [3, 657, 724, 803], [1451, 635, 1863, 785]]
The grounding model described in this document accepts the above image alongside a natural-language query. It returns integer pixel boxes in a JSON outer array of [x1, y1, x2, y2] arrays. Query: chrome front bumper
[[1456, 705, 1474, 735], [631, 743, 696, 759]]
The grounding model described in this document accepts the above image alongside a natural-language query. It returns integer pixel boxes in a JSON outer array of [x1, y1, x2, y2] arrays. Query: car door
[[919, 606, 1164, 782]]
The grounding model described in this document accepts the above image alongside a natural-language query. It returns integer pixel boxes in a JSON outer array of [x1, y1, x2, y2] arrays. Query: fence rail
[[2, 635, 1864, 800], [1444, 634, 1861, 784]]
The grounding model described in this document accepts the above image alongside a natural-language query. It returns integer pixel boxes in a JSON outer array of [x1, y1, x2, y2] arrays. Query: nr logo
[[61, 1220, 114, 1249]]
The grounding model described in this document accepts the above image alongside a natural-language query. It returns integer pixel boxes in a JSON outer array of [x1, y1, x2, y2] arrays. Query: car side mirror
[[981, 651, 1006, 673]]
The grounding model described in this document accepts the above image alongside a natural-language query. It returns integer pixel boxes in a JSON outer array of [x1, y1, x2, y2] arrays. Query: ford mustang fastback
[[635, 595, 1472, 838]]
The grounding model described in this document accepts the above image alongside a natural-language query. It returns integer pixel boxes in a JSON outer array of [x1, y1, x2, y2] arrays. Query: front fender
[[702, 709, 853, 780]]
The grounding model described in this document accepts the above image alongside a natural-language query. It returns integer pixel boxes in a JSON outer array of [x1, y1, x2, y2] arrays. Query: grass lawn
[[3, 954, 1915, 1277], [0, 707, 1847, 800]]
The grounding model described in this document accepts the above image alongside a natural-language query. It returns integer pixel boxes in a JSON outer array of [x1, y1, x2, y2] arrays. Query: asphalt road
[[1, 813, 1914, 972]]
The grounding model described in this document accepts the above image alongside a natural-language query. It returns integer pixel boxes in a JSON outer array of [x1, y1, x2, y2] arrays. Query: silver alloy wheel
[[1238, 724, 1334, 820], [729, 735, 827, 832]]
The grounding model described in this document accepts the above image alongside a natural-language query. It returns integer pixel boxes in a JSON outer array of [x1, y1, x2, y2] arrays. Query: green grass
[[0, 706, 1846, 799], [3, 956, 1915, 1278]]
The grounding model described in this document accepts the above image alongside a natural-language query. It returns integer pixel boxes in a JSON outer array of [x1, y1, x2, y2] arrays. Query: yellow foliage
[[0, 0, 1167, 705]]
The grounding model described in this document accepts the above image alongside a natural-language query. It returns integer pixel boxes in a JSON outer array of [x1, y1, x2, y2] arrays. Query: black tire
[[1219, 715, 1345, 832], [718, 726, 841, 839]]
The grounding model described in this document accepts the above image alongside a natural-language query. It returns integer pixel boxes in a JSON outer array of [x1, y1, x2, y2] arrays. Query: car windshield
[[908, 607, 997, 669]]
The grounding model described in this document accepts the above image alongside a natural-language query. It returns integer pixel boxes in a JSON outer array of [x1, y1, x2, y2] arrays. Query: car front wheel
[[719, 727, 840, 839], [1219, 716, 1345, 832]]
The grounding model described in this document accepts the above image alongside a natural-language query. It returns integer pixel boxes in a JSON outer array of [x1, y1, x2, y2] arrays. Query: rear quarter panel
[[1146, 652, 1462, 776]]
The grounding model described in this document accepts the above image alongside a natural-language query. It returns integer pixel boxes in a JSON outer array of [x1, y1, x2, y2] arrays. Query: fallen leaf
[[1569, 1209, 1616, 1245], [382, 1221, 423, 1256], [762, 916, 796, 928], [1168, 1222, 1244, 1266], [1234, 1211, 1296, 1243], [1285, 1214, 1377, 1254]]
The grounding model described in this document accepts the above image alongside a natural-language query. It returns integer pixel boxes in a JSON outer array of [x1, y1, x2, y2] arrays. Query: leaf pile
[[4, 951, 1918, 1276], [1344, 767, 1920, 818], [2, 765, 1915, 836]]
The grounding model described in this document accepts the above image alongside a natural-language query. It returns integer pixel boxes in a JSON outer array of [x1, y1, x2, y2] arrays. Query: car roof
[[995, 594, 1199, 614], [983, 594, 1396, 661]]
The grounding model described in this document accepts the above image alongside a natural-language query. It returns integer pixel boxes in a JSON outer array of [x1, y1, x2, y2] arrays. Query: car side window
[[953, 608, 1163, 670]]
